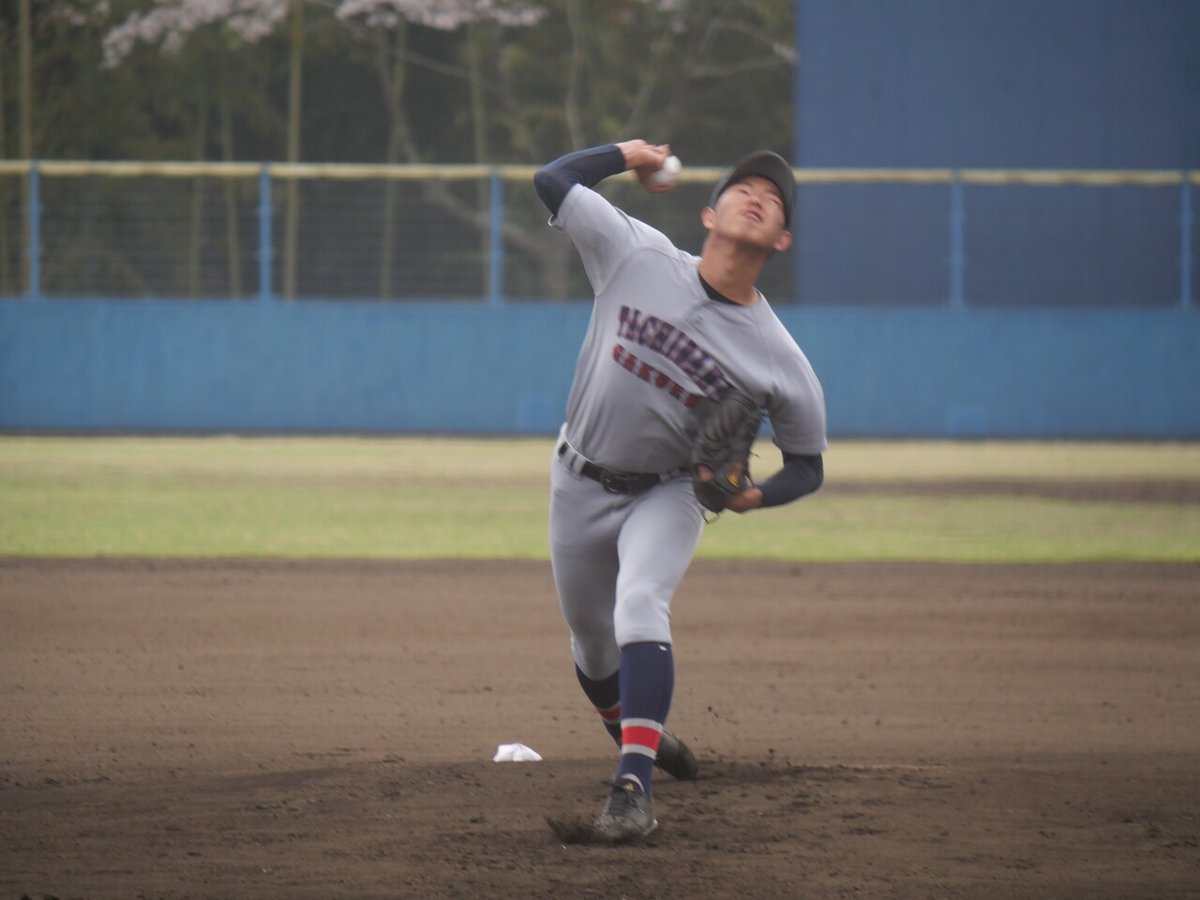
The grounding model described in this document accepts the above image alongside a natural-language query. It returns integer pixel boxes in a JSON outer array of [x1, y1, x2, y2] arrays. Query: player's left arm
[[725, 337, 827, 513], [723, 451, 823, 513]]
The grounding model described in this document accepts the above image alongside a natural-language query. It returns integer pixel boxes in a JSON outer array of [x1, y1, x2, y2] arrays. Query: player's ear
[[700, 206, 715, 232], [773, 229, 793, 253]]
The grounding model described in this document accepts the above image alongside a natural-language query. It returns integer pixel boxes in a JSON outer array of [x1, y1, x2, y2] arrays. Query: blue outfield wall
[[1, 299, 1198, 439]]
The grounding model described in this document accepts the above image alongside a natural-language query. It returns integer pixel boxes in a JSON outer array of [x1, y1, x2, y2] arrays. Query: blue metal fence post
[[258, 164, 273, 303], [488, 168, 505, 305], [948, 172, 965, 309], [1181, 174, 1193, 311], [27, 161, 41, 301]]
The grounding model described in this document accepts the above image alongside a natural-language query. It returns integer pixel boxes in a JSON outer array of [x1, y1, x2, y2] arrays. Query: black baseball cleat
[[655, 730, 699, 780], [592, 777, 657, 844]]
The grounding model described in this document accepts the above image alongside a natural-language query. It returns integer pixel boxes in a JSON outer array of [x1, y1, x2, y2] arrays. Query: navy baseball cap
[[710, 150, 796, 227]]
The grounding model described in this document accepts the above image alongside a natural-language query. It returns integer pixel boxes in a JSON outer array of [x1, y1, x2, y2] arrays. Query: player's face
[[705, 176, 790, 251]]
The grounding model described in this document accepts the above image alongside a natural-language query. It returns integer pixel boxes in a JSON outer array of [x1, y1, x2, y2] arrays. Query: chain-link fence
[[0, 162, 1194, 308]]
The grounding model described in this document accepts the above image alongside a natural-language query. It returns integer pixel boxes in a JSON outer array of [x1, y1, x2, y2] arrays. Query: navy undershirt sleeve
[[758, 452, 824, 508], [533, 145, 627, 215]]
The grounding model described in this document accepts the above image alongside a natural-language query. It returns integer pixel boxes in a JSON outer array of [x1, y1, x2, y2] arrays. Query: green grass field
[[1, 436, 1198, 561]]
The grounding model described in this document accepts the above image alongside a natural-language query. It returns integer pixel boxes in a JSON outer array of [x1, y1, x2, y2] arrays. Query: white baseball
[[651, 155, 682, 186]]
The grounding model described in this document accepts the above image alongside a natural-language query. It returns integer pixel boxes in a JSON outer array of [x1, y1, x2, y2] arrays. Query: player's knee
[[614, 591, 672, 646], [572, 636, 620, 680]]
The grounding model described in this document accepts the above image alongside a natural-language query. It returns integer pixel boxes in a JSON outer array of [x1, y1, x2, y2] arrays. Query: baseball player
[[533, 140, 827, 843]]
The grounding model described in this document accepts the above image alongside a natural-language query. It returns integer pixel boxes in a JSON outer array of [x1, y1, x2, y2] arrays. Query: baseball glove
[[692, 390, 763, 513]]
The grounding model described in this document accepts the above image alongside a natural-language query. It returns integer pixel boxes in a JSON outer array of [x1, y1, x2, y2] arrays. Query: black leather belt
[[557, 443, 664, 495]]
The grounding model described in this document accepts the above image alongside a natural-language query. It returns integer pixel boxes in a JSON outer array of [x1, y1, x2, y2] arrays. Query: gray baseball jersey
[[554, 184, 827, 473]]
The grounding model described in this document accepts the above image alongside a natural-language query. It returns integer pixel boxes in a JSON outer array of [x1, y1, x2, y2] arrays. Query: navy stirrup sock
[[616, 641, 674, 797], [575, 665, 623, 745]]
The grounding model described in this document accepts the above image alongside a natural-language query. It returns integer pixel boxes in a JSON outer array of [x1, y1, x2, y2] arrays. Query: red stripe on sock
[[596, 704, 622, 724], [621, 724, 662, 754]]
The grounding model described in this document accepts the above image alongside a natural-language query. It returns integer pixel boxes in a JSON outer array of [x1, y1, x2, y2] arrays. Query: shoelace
[[606, 780, 642, 814]]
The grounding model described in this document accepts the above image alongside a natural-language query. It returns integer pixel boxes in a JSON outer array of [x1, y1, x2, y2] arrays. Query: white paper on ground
[[493, 742, 543, 762]]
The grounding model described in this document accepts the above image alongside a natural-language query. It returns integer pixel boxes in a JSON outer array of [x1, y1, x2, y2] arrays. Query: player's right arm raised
[[614, 140, 676, 193], [533, 140, 676, 217]]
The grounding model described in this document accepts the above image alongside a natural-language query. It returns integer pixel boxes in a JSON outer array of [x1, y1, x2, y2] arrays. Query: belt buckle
[[601, 470, 628, 494]]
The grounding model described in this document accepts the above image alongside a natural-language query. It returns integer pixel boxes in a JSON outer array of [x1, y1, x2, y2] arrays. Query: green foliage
[[0, 1, 800, 301], [1, 0, 796, 164], [497, 0, 794, 161]]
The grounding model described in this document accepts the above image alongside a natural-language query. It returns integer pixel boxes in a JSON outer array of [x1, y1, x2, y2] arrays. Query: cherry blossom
[[333, 0, 545, 31], [102, 0, 289, 67]]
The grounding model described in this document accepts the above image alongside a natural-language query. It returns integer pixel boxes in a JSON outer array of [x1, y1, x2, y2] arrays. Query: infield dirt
[[1, 557, 1197, 898]]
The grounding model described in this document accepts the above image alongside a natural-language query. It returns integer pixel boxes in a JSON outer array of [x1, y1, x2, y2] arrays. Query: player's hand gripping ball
[[651, 155, 682, 187], [692, 390, 763, 513]]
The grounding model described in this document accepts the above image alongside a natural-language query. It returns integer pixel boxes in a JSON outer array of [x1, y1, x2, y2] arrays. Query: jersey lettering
[[612, 343, 704, 408], [617, 305, 729, 400], [617, 305, 638, 337], [647, 322, 675, 353]]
